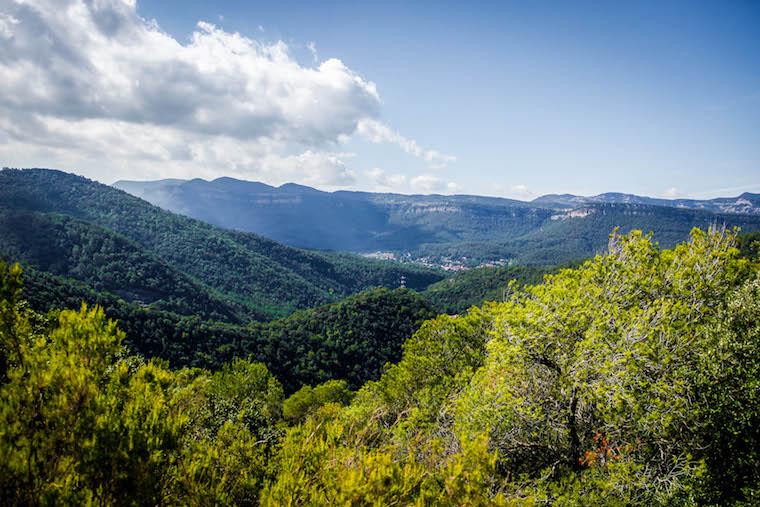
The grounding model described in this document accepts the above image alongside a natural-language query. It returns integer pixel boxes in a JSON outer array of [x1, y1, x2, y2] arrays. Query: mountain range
[[115, 176, 760, 265], [532, 191, 760, 214]]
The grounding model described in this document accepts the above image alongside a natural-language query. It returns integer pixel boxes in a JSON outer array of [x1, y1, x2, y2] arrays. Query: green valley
[[2, 228, 758, 504]]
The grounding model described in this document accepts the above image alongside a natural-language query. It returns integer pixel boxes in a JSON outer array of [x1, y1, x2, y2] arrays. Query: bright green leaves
[[346, 309, 491, 450], [1, 228, 758, 505], [206, 358, 283, 437], [164, 359, 284, 506], [0, 303, 125, 504], [278, 227, 757, 505], [0, 260, 284, 505], [283, 379, 353, 424], [0, 261, 31, 379], [87, 358, 187, 505], [451, 227, 755, 503]]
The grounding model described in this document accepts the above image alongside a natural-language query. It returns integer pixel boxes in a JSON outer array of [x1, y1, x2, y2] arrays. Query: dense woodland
[[2, 169, 760, 504], [0, 169, 443, 320], [18, 265, 434, 393], [0, 209, 250, 321], [414, 203, 760, 267], [422, 264, 559, 314], [1, 228, 758, 505], [13, 251, 553, 392]]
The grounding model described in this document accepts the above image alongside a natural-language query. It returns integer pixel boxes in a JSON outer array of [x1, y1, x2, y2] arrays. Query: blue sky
[[1, 0, 758, 198]]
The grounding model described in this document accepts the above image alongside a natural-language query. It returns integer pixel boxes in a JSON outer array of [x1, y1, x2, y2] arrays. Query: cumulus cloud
[[509, 184, 534, 198], [410, 173, 459, 193], [0, 0, 453, 187], [366, 167, 406, 191], [0, 113, 358, 186], [487, 183, 535, 199], [662, 187, 682, 198], [0, 1, 379, 142]]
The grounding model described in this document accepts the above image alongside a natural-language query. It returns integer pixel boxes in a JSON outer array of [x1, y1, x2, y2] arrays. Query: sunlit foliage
[[1, 228, 758, 505]]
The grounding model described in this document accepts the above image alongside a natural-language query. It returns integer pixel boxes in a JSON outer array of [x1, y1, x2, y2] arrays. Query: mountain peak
[[207, 177, 275, 193], [277, 182, 322, 194]]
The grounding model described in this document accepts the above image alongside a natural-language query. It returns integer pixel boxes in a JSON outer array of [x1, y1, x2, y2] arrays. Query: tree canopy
[[1, 228, 758, 505]]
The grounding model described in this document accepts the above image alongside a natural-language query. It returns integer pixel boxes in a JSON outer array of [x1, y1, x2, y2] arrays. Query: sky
[[0, 0, 758, 199]]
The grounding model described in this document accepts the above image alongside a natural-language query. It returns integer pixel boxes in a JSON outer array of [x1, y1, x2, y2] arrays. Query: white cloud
[[306, 41, 318, 63], [0, 0, 453, 187], [662, 187, 682, 198], [0, 1, 380, 142], [489, 183, 535, 199], [357, 118, 456, 169], [366, 167, 406, 192], [0, 113, 358, 186], [410, 173, 458, 193], [0, 12, 19, 39], [510, 184, 534, 198]]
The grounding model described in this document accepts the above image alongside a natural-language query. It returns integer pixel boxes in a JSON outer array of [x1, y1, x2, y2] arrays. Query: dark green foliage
[[0, 209, 247, 321], [18, 266, 435, 393], [500, 203, 760, 265], [738, 231, 760, 260], [0, 168, 443, 320], [0, 168, 460, 396], [422, 264, 554, 314], [254, 287, 436, 393], [1, 229, 759, 505], [115, 287, 434, 394]]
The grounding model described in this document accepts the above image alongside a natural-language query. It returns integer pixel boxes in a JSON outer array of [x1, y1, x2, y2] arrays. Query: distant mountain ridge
[[117, 177, 760, 215], [532, 191, 760, 214], [114, 176, 760, 265]]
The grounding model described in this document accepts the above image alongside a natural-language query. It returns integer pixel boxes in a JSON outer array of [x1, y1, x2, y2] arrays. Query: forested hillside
[[0, 168, 442, 320], [116, 175, 760, 265], [509, 203, 760, 263], [0, 208, 249, 321], [2, 228, 757, 504], [16, 263, 434, 393], [422, 264, 554, 314]]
